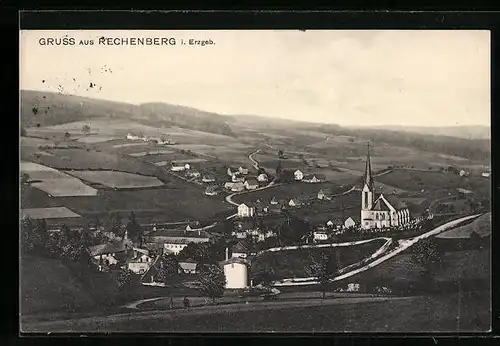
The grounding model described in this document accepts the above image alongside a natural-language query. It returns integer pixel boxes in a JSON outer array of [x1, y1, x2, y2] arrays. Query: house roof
[[258, 173, 268, 177], [148, 228, 211, 239], [382, 194, 407, 210], [89, 239, 132, 257], [303, 174, 326, 180], [133, 247, 149, 256], [232, 240, 251, 253], [179, 262, 197, 270], [245, 178, 259, 185], [232, 182, 245, 188], [205, 184, 219, 192], [294, 169, 303, 173], [220, 257, 251, 266], [345, 216, 360, 223]]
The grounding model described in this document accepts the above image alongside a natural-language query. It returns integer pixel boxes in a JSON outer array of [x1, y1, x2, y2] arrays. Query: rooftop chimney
[[225, 247, 229, 261]]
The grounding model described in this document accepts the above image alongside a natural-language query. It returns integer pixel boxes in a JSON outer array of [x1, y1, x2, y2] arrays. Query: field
[[67, 171, 164, 189], [76, 136, 119, 144], [22, 291, 490, 332], [21, 161, 98, 197], [252, 239, 386, 280], [21, 207, 81, 219], [437, 213, 491, 239]]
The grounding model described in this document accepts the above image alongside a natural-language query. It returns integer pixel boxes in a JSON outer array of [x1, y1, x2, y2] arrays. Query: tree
[[306, 252, 339, 299], [108, 213, 124, 238], [57, 225, 90, 263], [116, 268, 133, 291], [197, 264, 226, 304], [21, 126, 27, 137], [64, 132, 71, 139], [82, 124, 91, 136], [253, 267, 276, 287], [156, 254, 179, 285], [276, 161, 282, 174], [278, 150, 284, 158], [21, 173, 30, 185], [21, 218, 49, 256], [410, 238, 443, 277], [126, 211, 142, 243]]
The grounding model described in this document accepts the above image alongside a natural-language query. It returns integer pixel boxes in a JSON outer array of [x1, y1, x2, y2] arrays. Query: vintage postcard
[[19, 29, 491, 333]]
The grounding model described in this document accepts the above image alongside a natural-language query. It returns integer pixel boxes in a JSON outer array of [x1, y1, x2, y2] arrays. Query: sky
[[20, 30, 490, 127]]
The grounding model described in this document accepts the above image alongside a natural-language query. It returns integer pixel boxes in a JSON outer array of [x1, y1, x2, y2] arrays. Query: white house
[[127, 248, 153, 275], [186, 170, 201, 178], [288, 198, 301, 207], [232, 173, 244, 182], [270, 196, 278, 205], [313, 231, 329, 242], [317, 190, 326, 200], [178, 259, 198, 274], [302, 174, 325, 183], [232, 230, 248, 239], [459, 169, 469, 177], [482, 172, 491, 178], [231, 182, 245, 192], [227, 167, 238, 176], [170, 165, 186, 172], [344, 217, 357, 229], [237, 203, 255, 218], [126, 133, 140, 140], [224, 182, 235, 190], [347, 283, 360, 292], [202, 174, 216, 183], [244, 178, 259, 190], [294, 170, 304, 181], [239, 166, 249, 175], [231, 242, 250, 259], [257, 173, 268, 182]]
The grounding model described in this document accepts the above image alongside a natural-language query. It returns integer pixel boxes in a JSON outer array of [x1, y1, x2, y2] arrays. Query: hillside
[[363, 125, 491, 140], [20, 90, 236, 137]]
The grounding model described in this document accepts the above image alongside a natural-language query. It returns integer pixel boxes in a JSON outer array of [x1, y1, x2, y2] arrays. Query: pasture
[[252, 239, 386, 281], [20, 161, 98, 197], [437, 213, 491, 239], [76, 136, 119, 144], [21, 207, 81, 219], [67, 171, 164, 189]]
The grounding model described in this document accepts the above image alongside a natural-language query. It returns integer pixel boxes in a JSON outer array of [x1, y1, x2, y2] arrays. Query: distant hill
[[359, 125, 491, 140], [20, 90, 236, 137]]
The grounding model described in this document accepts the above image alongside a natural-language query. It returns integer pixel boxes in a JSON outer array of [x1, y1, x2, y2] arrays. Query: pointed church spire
[[364, 142, 374, 191]]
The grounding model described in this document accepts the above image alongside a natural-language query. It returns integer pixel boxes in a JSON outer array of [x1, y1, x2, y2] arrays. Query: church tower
[[361, 142, 375, 229]]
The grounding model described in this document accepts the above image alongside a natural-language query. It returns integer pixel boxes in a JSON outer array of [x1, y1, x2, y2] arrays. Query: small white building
[[128, 248, 153, 275], [239, 166, 249, 175], [186, 170, 201, 178], [244, 178, 259, 190], [224, 182, 235, 190], [202, 175, 216, 183], [288, 198, 302, 207], [257, 173, 268, 182], [178, 259, 198, 274], [344, 217, 357, 229], [221, 254, 250, 289], [237, 203, 255, 218], [313, 231, 329, 242], [171, 165, 186, 172], [482, 172, 491, 178], [302, 174, 324, 183], [317, 190, 326, 200], [294, 170, 304, 181], [232, 173, 244, 182], [459, 169, 469, 177], [347, 283, 360, 292], [270, 196, 278, 205], [126, 133, 140, 140]]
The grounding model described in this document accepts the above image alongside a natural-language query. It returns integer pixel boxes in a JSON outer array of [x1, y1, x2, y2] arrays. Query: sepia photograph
[[19, 29, 491, 333]]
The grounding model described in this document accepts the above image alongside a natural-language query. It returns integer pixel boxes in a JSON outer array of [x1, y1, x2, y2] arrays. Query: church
[[360, 144, 411, 230]]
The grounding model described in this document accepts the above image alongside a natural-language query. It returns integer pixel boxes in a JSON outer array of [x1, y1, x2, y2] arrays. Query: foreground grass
[[22, 291, 490, 333]]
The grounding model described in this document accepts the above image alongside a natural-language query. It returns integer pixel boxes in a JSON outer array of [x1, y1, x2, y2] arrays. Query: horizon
[[20, 30, 490, 127]]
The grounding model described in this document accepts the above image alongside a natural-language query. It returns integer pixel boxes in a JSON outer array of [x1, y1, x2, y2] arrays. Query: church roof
[[384, 194, 407, 210], [363, 144, 374, 191], [373, 194, 407, 211]]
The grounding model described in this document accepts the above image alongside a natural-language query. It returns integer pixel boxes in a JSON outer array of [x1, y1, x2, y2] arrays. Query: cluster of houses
[[126, 133, 176, 145], [293, 169, 326, 184], [223, 166, 268, 193]]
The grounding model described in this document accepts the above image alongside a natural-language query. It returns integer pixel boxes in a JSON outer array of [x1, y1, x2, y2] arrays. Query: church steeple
[[363, 142, 374, 191]]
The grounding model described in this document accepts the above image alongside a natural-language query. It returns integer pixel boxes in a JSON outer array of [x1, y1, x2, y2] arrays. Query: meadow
[[251, 239, 386, 281], [67, 171, 164, 189]]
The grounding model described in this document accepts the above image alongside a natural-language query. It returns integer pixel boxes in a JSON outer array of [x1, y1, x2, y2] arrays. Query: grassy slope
[[437, 212, 491, 239], [251, 239, 386, 280]]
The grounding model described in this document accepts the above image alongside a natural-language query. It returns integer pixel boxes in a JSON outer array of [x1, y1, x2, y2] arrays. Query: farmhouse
[[126, 133, 140, 140], [244, 177, 259, 190], [202, 174, 216, 183], [147, 229, 212, 255], [227, 167, 239, 176], [140, 255, 170, 286], [224, 182, 235, 190], [288, 198, 302, 208], [171, 164, 187, 172], [302, 174, 325, 183], [231, 182, 245, 192], [185, 222, 201, 231], [231, 241, 251, 259], [127, 248, 154, 275], [232, 173, 244, 182], [270, 196, 279, 205], [257, 229, 277, 242], [233, 230, 248, 239], [294, 170, 304, 181], [257, 173, 268, 182], [239, 166, 249, 175], [459, 169, 470, 177], [237, 203, 255, 218], [313, 230, 329, 242], [89, 239, 133, 270], [205, 185, 220, 196], [360, 145, 411, 230], [186, 170, 201, 178], [482, 172, 491, 178], [178, 258, 198, 274]]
